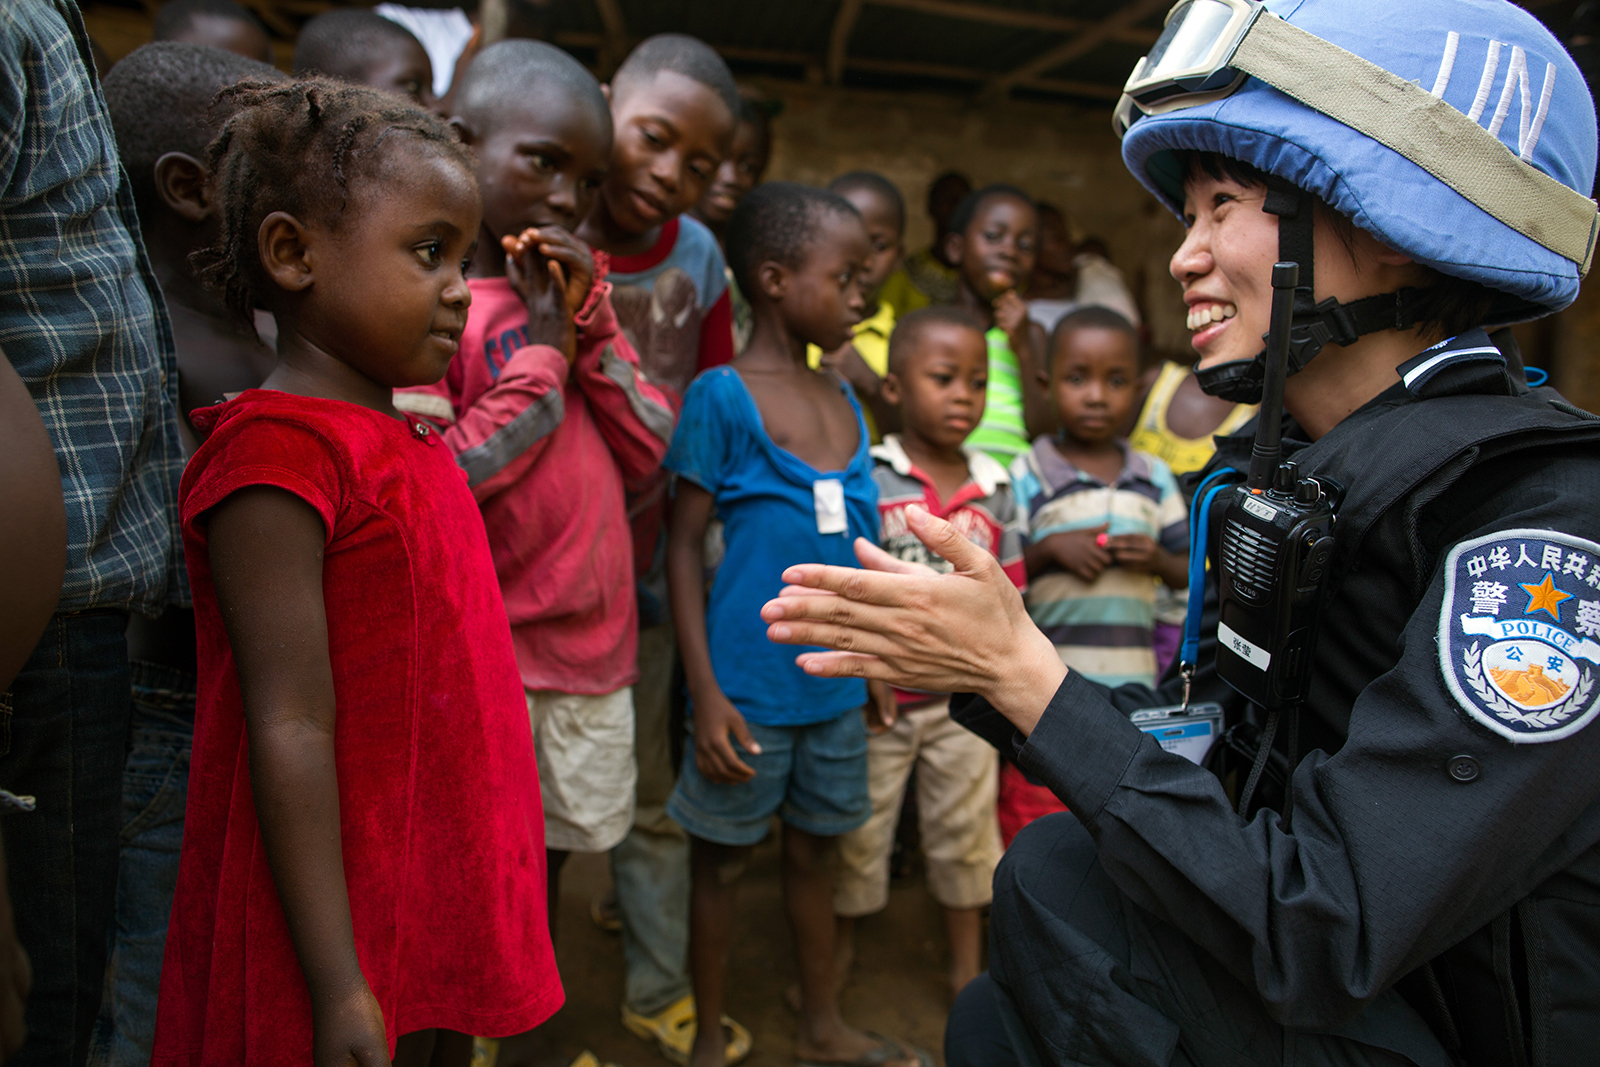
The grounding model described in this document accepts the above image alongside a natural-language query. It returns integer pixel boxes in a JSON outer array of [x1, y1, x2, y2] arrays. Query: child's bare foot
[[794, 1015, 928, 1067]]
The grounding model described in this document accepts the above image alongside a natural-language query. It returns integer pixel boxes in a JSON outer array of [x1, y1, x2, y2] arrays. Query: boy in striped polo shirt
[[1001, 306, 1188, 842], [832, 307, 1023, 999], [1014, 306, 1188, 687]]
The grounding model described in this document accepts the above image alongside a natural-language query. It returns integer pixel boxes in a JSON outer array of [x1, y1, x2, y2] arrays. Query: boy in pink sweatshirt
[[395, 41, 674, 938]]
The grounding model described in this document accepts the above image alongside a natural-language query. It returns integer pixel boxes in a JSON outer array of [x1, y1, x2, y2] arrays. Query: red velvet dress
[[153, 390, 562, 1065]]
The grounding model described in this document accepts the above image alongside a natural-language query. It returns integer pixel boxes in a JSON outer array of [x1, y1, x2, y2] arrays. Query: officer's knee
[[945, 973, 1020, 1067], [994, 811, 1095, 903]]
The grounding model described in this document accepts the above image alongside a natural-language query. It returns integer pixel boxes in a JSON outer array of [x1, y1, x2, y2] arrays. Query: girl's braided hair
[[192, 77, 476, 324]]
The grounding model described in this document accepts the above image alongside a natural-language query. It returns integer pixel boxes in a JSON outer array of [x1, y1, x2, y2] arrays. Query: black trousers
[[945, 814, 1455, 1067]]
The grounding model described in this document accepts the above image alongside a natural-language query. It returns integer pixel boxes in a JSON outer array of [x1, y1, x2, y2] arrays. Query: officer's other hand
[[1044, 525, 1112, 581], [762, 504, 1066, 736]]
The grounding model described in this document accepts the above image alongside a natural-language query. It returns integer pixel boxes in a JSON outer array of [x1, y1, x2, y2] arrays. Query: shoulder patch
[[1439, 529, 1600, 743]]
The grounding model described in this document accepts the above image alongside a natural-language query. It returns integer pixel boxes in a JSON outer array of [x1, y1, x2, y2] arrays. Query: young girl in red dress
[[151, 80, 562, 1067]]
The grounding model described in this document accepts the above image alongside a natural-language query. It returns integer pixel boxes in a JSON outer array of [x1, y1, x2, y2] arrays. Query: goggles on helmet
[[1116, 0, 1264, 124], [1115, 0, 1600, 275]]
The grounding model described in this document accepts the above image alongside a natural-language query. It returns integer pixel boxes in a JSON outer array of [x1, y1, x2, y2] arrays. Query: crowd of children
[[0, 4, 1231, 1066]]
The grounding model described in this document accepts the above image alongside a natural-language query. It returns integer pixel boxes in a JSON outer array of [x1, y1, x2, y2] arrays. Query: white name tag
[[814, 478, 847, 535], [1218, 621, 1272, 671]]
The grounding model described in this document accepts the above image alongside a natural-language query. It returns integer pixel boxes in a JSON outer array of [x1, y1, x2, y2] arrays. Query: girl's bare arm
[[208, 486, 390, 1067]]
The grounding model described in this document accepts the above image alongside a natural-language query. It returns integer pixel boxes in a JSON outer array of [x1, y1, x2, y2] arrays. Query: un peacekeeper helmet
[[1116, 0, 1600, 402]]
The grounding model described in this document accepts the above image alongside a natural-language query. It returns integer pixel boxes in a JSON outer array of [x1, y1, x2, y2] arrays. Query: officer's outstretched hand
[[763, 505, 1067, 735]]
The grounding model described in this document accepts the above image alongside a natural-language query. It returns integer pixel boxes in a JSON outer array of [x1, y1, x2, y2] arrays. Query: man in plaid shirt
[[0, 3, 186, 1064]]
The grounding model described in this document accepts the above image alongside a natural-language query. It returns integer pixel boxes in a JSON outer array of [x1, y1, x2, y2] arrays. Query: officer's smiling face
[[1171, 172, 1275, 372], [1171, 168, 1424, 373]]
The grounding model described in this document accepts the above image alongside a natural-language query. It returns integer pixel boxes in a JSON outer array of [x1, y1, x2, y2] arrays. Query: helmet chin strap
[[1194, 177, 1425, 404]]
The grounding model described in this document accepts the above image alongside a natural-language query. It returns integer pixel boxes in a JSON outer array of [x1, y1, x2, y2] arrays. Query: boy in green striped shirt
[[944, 185, 1049, 462]]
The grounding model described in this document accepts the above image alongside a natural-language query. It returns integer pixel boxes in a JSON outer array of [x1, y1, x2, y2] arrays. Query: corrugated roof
[[84, 0, 1588, 108]]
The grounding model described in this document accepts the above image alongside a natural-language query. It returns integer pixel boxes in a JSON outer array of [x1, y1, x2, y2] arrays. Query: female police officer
[[760, 0, 1600, 1063]]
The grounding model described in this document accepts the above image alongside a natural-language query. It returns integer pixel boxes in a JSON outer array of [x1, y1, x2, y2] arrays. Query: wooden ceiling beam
[[847, 56, 1122, 99], [864, 0, 1159, 46], [826, 0, 866, 85], [985, 0, 1170, 97]]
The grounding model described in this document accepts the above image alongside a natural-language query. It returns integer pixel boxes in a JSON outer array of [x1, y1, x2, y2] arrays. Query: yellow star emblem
[[1520, 572, 1573, 621]]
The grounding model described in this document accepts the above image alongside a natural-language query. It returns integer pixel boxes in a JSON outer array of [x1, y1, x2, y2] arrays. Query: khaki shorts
[[834, 697, 1001, 916], [526, 686, 637, 853]]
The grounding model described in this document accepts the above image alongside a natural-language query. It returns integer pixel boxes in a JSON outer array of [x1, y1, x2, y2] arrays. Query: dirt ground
[[504, 832, 960, 1067]]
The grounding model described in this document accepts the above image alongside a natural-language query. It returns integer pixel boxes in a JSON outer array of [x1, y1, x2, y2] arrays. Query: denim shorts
[[668, 707, 870, 846]]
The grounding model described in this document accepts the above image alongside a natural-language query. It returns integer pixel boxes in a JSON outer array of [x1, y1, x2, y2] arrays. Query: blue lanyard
[[1179, 466, 1241, 701]]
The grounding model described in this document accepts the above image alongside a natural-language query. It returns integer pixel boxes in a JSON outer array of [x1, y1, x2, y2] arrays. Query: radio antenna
[[1249, 261, 1299, 490]]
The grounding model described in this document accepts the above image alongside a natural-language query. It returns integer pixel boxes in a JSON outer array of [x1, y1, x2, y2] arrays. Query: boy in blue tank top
[[664, 183, 924, 1067]]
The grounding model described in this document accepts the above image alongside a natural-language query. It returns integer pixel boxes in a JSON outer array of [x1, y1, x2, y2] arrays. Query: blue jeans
[[88, 661, 194, 1067], [668, 708, 870, 847], [0, 612, 131, 1067]]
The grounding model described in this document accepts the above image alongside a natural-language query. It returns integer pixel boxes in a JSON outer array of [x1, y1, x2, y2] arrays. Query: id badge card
[[1129, 702, 1224, 765], [814, 478, 847, 535]]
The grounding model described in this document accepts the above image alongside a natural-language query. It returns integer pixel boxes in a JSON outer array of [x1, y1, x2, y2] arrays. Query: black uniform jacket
[[955, 335, 1600, 1065]]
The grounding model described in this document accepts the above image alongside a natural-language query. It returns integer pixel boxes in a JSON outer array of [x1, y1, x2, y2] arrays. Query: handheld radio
[[1213, 263, 1337, 712]]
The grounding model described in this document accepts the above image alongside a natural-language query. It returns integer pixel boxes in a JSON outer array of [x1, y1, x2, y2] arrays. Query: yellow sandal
[[622, 995, 752, 1066]]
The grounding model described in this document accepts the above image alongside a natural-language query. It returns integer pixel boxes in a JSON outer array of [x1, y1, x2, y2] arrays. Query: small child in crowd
[[96, 41, 282, 1067], [664, 182, 924, 1067], [1003, 306, 1188, 843], [1023, 202, 1078, 335], [293, 8, 436, 109], [832, 306, 1019, 1001], [395, 40, 672, 963], [810, 171, 907, 438], [691, 93, 775, 351], [690, 95, 774, 250], [152, 80, 560, 1066], [150, 0, 271, 63], [946, 185, 1051, 463]]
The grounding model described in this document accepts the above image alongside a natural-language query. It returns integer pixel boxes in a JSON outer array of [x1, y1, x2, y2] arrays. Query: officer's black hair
[[726, 181, 861, 304], [1049, 306, 1141, 375], [292, 9, 426, 82], [193, 77, 475, 325], [101, 42, 285, 216], [948, 183, 1036, 236], [828, 171, 905, 234], [151, 0, 267, 42], [612, 34, 739, 123], [452, 39, 611, 136], [886, 305, 986, 377], [1177, 150, 1497, 337]]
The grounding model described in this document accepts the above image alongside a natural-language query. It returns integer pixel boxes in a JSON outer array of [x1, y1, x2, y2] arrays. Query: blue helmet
[[1121, 0, 1598, 323]]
